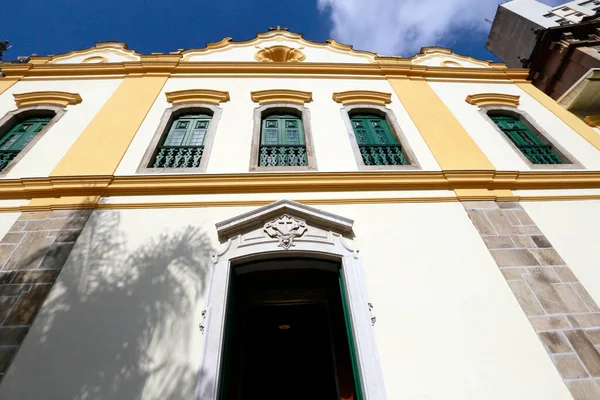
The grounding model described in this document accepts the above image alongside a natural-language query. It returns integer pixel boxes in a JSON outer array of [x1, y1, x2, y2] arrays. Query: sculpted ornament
[[263, 214, 308, 250]]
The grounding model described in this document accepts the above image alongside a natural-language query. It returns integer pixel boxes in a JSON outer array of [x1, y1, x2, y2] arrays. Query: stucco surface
[[0, 202, 571, 399]]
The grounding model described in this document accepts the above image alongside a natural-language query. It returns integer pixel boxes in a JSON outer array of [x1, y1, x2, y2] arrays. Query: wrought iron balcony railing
[[518, 144, 562, 165], [152, 146, 204, 168], [259, 145, 308, 167], [0, 150, 20, 172], [359, 144, 407, 166]]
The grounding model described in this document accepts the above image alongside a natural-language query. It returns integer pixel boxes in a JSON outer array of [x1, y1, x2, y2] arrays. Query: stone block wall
[[0, 210, 91, 383], [464, 201, 600, 399]]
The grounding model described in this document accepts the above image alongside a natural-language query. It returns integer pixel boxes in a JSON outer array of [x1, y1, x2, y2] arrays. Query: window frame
[[137, 103, 222, 174], [480, 106, 582, 169], [249, 103, 317, 172], [0, 105, 65, 177], [340, 104, 420, 170]]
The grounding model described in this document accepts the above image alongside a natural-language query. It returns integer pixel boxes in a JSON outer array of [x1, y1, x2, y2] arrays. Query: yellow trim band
[[13, 91, 82, 108], [165, 89, 230, 105], [517, 83, 600, 151], [465, 93, 520, 108], [332, 90, 391, 106], [51, 74, 168, 176], [250, 89, 312, 105], [3, 170, 600, 201], [388, 79, 496, 171]]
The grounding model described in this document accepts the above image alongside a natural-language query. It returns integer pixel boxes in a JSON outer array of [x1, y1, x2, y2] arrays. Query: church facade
[[0, 29, 599, 399]]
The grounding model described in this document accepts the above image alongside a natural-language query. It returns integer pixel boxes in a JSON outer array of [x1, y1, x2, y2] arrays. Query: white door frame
[[195, 200, 387, 400]]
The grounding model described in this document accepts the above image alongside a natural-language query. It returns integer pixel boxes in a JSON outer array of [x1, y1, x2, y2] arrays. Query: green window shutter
[[0, 117, 51, 172], [490, 114, 562, 164], [350, 114, 407, 166], [259, 114, 307, 167], [338, 270, 365, 400], [151, 113, 211, 168]]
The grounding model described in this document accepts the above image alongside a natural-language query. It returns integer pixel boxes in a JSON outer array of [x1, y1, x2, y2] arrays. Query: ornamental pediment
[[215, 200, 353, 245], [47, 42, 141, 64], [181, 30, 376, 64], [409, 47, 502, 69]]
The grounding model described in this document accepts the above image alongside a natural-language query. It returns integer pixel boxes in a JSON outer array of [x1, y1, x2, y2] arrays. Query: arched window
[[350, 113, 407, 165], [489, 114, 562, 164], [150, 113, 212, 168], [259, 113, 307, 167], [0, 116, 52, 172]]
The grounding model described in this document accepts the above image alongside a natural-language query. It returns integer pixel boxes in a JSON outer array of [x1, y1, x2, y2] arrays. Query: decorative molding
[[0, 61, 529, 82], [254, 45, 306, 62], [465, 93, 520, 107], [0, 170, 597, 211], [584, 114, 600, 127], [332, 90, 392, 106], [165, 89, 230, 105], [82, 56, 108, 63], [263, 214, 308, 249], [216, 199, 353, 240], [250, 89, 312, 105], [13, 91, 82, 108]]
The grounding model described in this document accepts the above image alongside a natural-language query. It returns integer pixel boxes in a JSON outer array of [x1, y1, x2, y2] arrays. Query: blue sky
[[2, 0, 564, 62]]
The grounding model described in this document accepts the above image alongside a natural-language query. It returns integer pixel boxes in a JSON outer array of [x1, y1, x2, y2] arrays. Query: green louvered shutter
[[350, 114, 407, 165], [490, 115, 562, 164], [0, 117, 51, 171], [151, 114, 211, 168], [259, 114, 307, 167]]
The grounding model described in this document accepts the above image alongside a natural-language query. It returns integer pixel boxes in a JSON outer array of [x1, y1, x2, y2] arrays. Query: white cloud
[[317, 0, 566, 56]]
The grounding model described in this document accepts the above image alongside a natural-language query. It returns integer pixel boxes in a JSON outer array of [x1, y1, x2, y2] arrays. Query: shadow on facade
[[2, 209, 215, 400]]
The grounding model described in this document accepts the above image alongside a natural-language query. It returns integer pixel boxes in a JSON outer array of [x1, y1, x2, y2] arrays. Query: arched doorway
[[219, 258, 361, 400]]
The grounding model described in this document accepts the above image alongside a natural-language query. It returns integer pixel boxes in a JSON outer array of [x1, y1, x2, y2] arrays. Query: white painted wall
[[522, 200, 600, 308], [115, 77, 440, 175], [429, 81, 600, 170], [0, 201, 571, 400], [0, 211, 20, 240], [0, 78, 123, 179]]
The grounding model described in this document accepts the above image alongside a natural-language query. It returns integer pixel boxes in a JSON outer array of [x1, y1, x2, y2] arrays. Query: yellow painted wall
[[51, 75, 168, 176]]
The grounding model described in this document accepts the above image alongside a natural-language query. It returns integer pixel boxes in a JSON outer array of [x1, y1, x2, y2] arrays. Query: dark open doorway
[[218, 258, 363, 400]]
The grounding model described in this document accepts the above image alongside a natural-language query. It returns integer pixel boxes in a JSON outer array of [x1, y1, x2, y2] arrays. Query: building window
[[350, 114, 407, 166], [579, 1, 593, 5], [339, 104, 419, 170], [543, 12, 554, 17], [489, 114, 564, 164], [249, 104, 317, 171], [150, 113, 210, 168], [137, 103, 222, 174], [0, 107, 63, 175], [259, 113, 307, 167]]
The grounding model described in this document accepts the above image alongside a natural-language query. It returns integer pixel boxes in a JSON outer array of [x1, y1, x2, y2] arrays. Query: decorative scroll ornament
[[263, 214, 308, 250], [254, 45, 306, 62]]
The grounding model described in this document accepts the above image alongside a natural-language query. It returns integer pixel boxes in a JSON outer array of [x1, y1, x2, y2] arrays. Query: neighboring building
[[0, 29, 600, 399], [487, 0, 600, 135], [487, 0, 600, 69]]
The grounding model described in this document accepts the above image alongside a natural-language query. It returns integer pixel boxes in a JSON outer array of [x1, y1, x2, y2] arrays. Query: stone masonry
[[464, 201, 600, 399], [0, 209, 91, 383]]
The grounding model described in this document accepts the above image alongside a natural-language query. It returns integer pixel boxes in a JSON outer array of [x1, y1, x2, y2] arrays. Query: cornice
[[13, 91, 83, 108], [0, 61, 530, 82], [165, 89, 230, 105], [0, 171, 598, 201], [465, 93, 520, 107], [250, 89, 313, 105], [332, 90, 392, 106]]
